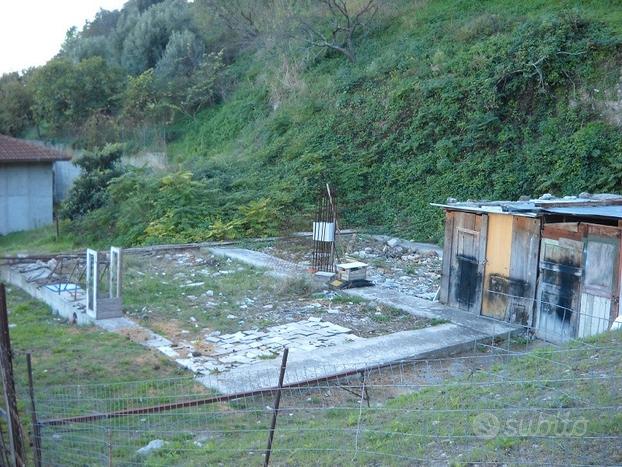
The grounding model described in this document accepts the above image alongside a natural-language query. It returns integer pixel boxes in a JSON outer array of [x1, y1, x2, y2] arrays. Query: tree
[[155, 29, 205, 80], [120, 0, 194, 74], [0, 73, 33, 136], [298, 0, 378, 63], [181, 50, 225, 116], [201, 0, 262, 42], [121, 69, 165, 126], [30, 57, 125, 133]]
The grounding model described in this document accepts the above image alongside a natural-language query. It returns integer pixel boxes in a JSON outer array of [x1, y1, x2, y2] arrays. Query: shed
[[435, 194, 622, 343], [0, 134, 71, 235]]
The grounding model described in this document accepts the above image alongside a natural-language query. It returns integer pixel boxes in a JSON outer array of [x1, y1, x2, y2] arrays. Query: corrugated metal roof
[[543, 205, 622, 219], [432, 194, 622, 218], [0, 134, 71, 163], [430, 203, 539, 217]]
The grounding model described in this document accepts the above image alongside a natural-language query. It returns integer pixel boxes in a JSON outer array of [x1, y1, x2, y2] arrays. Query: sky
[[0, 0, 127, 75]]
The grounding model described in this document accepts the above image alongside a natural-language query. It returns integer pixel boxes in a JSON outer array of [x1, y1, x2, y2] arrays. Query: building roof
[[432, 193, 622, 218], [543, 205, 622, 220], [0, 134, 71, 163]]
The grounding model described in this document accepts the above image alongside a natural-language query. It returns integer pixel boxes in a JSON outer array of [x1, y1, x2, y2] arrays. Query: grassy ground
[[4, 287, 189, 389], [1, 286, 204, 465], [36, 331, 622, 466], [1, 266, 620, 465], [0, 224, 78, 256]]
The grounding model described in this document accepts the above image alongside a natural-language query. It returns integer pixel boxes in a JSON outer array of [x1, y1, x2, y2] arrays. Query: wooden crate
[[336, 261, 368, 281]]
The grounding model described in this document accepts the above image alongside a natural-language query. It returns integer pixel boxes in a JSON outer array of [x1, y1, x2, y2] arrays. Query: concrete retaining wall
[[53, 160, 81, 202], [0, 266, 94, 325]]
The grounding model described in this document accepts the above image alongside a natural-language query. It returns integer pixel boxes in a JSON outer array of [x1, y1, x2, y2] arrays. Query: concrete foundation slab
[[200, 322, 509, 393]]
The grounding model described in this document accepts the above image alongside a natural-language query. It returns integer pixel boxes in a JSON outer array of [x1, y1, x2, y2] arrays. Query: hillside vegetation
[[2, 0, 622, 244]]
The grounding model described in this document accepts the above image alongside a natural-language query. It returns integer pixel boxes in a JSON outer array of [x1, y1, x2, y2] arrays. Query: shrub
[[62, 144, 125, 220]]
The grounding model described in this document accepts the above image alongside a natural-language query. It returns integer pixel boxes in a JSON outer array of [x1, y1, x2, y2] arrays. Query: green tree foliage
[[30, 57, 125, 134], [62, 144, 125, 220], [121, 69, 161, 125], [0, 73, 33, 136], [155, 29, 205, 80], [121, 0, 194, 74], [5, 1, 622, 246], [170, 8, 622, 241], [180, 50, 225, 116]]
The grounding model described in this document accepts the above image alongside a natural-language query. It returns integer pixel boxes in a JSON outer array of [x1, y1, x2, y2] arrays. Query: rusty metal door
[[535, 237, 583, 343], [449, 212, 487, 313], [578, 232, 619, 338]]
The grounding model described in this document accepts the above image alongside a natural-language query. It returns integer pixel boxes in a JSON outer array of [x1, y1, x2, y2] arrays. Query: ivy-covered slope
[[168, 0, 622, 242]]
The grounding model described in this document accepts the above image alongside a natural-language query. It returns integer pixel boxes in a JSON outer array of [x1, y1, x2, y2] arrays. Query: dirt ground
[[254, 233, 443, 299], [121, 249, 437, 345]]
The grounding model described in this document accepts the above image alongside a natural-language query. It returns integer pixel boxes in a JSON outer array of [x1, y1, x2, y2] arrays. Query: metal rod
[[107, 429, 113, 467], [26, 354, 42, 467], [0, 284, 25, 467], [264, 347, 289, 467], [39, 355, 428, 427]]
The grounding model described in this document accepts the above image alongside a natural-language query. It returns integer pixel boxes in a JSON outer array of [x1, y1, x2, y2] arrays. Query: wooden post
[[55, 214, 60, 241], [263, 348, 289, 467], [0, 284, 25, 467], [26, 354, 42, 467]]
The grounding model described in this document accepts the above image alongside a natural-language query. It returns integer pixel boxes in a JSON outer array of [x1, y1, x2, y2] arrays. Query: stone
[[192, 351, 202, 357], [226, 314, 237, 319], [204, 290, 214, 296], [137, 439, 164, 455], [387, 238, 400, 248], [180, 282, 205, 288]]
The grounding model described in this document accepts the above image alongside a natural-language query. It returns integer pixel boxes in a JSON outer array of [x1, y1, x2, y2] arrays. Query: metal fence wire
[[14, 337, 622, 466]]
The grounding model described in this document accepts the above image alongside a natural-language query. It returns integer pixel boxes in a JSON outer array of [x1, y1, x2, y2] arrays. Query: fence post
[[107, 429, 113, 467], [26, 353, 42, 467], [0, 283, 25, 467], [263, 347, 289, 467]]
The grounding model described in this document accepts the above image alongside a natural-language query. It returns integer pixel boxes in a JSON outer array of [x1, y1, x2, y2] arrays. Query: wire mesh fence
[[10, 335, 622, 466]]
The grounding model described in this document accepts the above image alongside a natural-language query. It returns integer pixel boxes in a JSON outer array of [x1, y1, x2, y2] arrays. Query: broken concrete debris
[[137, 439, 165, 455]]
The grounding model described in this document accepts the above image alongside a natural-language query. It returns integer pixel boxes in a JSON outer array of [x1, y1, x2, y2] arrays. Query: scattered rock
[[180, 282, 205, 288], [137, 439, 164, 455], [387, 238, 400, 248]]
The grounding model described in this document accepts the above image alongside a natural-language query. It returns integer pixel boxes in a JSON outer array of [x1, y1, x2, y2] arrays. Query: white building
[[0, 134, 71, 235]]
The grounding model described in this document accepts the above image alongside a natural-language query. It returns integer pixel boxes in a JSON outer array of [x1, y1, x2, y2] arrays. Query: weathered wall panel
[[448, 212, 486, 313], [578, 228, 619, 338], [507, 217, 541, 326], [0, 163, 54, 235], [439, 211, 454, 304], [535, 237, 583, 343], [482, 214, 513, 319]]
